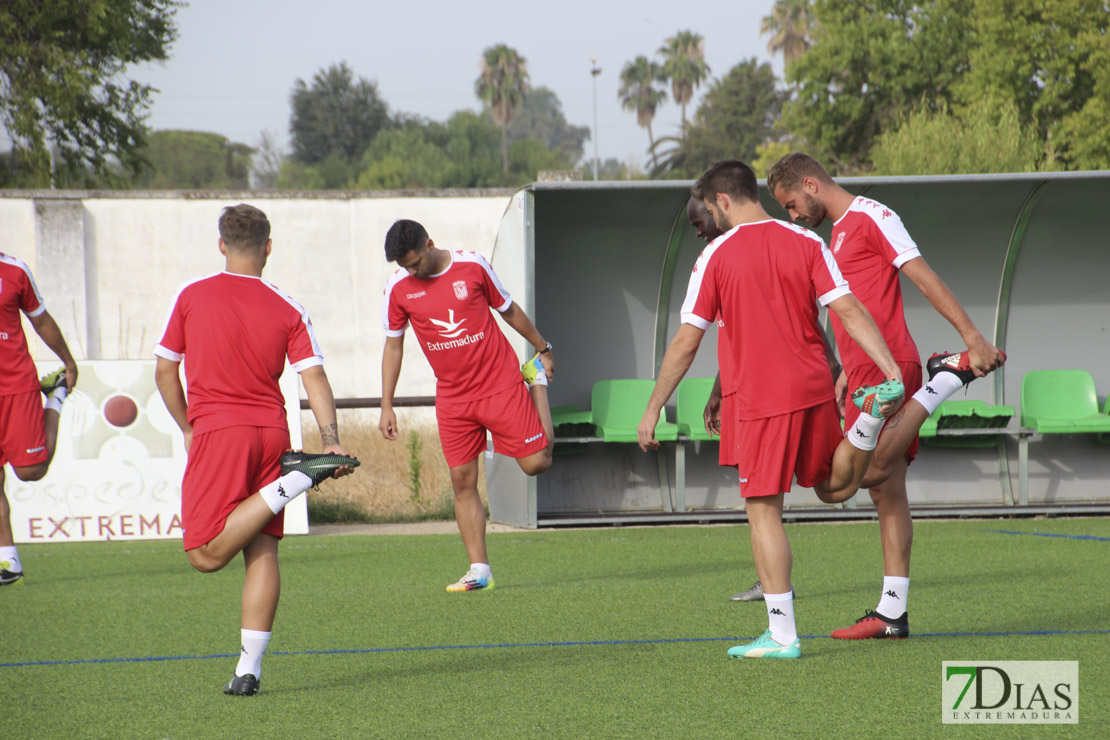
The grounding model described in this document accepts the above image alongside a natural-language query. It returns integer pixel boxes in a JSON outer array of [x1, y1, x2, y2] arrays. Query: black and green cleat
[[279, 451, 359, 487]]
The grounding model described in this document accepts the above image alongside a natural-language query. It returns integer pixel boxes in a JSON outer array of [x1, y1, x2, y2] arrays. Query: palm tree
[[475, 44, 530, 173], [618, 56, 668, 170], [657, 30, 711, 136], [761, 0, 814, 66]]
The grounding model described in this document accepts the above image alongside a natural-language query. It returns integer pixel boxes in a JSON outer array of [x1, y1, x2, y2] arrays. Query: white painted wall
[[3, 191, 518, 401]]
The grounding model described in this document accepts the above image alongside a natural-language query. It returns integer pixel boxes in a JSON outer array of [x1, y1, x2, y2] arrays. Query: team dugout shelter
[[484, 172, 1110, 528]]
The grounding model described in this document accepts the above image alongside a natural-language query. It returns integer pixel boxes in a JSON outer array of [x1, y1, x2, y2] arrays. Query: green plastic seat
[[1020, 370, 1110, 434], [550, 404, 594, 436], [591, 379, 678, 442], [675, 377, 717, 441]]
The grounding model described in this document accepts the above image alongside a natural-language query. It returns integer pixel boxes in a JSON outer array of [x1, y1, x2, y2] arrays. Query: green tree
[[0, 0, 181, 187], [618, 56, 668, 169], [354, 125, 450, 189], [954, 0, 1110, 170], [657, 30, 711, 135], [651, 59, 783, 178], [506, 87, 589, 165], [761, 0, 815, 66], [785, 0, 971, 170], [133, 130, 253, 189], [289, 62, 390, 166], [475, 44, 530, 173], [870, 101, 1041, 175]]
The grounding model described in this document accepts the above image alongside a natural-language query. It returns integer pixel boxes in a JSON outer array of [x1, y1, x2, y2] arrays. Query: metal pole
[[590, 57, 601, 181]]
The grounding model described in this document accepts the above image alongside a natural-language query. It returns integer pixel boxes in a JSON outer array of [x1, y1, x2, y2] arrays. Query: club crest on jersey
[[452, 280, 468, 300], [833, 232, 846, 253]]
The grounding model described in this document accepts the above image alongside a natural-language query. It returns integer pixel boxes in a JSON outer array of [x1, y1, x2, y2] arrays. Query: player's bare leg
[[241, 533, 281, 631], [0, 469, 13, 549], [524, 382, 555, 470], [869, 459, 912, 579], [816, 380, 905, 503], [860, 401, 929, 489], [187, 495, 280, 573], [745, 494, 792, 595], [815, 438, 877, 504], [449, 459, 488, 565]]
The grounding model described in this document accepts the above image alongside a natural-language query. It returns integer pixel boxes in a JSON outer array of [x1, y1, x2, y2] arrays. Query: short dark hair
[[384, 219, 429, 262], [766, 153, 833, 195], [218, 204, 271, 250], [692, 160, 759, 205]]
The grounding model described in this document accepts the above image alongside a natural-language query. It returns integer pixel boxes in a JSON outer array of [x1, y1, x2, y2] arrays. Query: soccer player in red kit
[[0, 253, 78, 586], [767, 154, 1006, 641], [155, 204, 357, 696], [639, 161, 905, 659], [379, 219, 554, 593]]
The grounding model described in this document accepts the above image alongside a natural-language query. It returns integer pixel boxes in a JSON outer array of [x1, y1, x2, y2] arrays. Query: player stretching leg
[[768, 153, 1006, 640], [155, 205, 357, 696], [380, 219, 554, 593], [0, 252, 79, 586]]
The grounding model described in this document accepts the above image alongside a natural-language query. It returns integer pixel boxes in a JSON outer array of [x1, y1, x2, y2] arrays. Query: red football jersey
[[681, 220, 850, 420], [0, 253, 47, 396], [383, 250, 520, 402], [154, 272, 322, 434], [828, 197, 921, 371]]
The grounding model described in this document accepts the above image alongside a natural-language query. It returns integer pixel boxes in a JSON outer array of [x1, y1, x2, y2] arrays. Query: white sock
[[259, 471, 313, 514], [0, 546, 22, 573], [471, 562, 492, 581], [765, 591, 797, 644], [877, 576, 909, 619], [235, 629, 271, 678], [846, 413, 885, 451], [913, 372, 963, 415], [45, 389, 65, 414]]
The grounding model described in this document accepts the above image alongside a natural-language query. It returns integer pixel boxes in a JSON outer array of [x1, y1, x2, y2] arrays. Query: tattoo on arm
[[320, 423, 340, 447]]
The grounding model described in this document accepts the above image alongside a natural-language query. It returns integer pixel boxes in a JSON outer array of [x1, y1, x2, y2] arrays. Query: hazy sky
[[131, 0, 782, 170]]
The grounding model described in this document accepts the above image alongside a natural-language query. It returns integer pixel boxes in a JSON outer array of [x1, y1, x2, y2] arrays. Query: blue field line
[[984, 529, 1110, 541], [4, 629, 1110, 669]]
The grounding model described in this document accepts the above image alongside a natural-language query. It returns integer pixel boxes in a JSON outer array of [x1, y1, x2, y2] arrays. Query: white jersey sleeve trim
[[153, 273, 217, 359], [679, 231, 730, 327], [818, 285, 852, 306], [291, 356, 324, 373], [454, 250, 512, 306], [1, 252, 46, 315], [381, 268, 410, 335], [153, 345, 183, 362], [261, 277, 324, 360], [892, 249, 922, 269], [850, 197, 921, 267]]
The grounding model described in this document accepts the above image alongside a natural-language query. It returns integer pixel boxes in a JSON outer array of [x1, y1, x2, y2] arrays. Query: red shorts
[[718, 393, 738, 467], [844, 361, 923, 462], [734, 400, 843, 498], [181, 426, 289, 550], [0, 390, 47, 468], [436, 382, 546, 468]]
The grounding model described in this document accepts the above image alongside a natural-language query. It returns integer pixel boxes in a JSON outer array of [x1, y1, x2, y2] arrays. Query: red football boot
[[830, 609, 909, 639]]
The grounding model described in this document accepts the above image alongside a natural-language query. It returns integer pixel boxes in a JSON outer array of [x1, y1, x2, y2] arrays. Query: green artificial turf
[[3, 518, 1108, 738]]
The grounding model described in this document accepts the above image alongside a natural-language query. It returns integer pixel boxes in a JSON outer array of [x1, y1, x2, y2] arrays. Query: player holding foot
[[766, 153, 1006, 640], [640, 161, 905, 660], [0, 253, 78, 586], [380, 219, 554, 593], [155, 204, 357, 696]]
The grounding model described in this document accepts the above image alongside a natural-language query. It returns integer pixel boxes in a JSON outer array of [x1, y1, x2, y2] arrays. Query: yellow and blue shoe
[[727, 630, 801, 659], [851, 380, 904, 419], [0, 560, 25, 586], [446, 569, 495, 593], [521, 353, 547, 386], [39, 367, 66, 398]]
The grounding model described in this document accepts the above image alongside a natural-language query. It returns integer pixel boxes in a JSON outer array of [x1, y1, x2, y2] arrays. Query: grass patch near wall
[[299, 408, 480, 524]]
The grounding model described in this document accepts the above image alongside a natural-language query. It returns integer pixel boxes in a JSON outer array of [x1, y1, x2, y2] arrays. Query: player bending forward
[[155, 204, 357, 697], [380, 219, 555, 592]]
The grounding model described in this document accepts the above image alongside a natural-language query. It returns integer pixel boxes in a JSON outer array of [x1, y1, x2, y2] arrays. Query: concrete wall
[[1, 190, 515, 401]]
